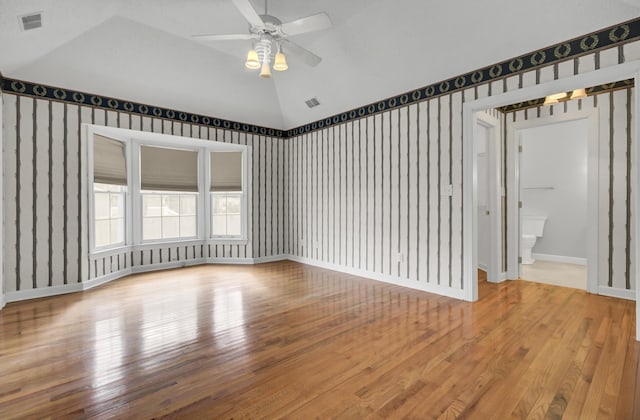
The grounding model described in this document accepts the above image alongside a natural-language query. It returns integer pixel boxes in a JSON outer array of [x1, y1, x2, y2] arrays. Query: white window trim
[[210, 191, 245, 239], [138, 190, 199, 244], [87, 128, 130, 255], [85, 124, 249, 260], [93, 185, 127, 250]]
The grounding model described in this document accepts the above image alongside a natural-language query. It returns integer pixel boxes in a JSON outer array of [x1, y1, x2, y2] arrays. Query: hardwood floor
[[0, 261, 637, 419]]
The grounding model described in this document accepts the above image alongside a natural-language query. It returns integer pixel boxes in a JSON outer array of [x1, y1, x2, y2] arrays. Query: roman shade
[[140, 145, 198, 192], [210, 151, 243, 192], [93, 134, 127, 185]]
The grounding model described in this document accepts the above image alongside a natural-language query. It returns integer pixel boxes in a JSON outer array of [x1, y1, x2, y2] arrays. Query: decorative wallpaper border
[[1, 17, 638, 139], [498, 78, 635, 113], [0, 76, 284, 138]]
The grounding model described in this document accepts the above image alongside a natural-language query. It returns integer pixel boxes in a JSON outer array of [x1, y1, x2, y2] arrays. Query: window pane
[[180, 195, 197, 216], [227, 195, 241, 214], [212, 215, 227, 236], [180, 216, 196, 237], [227, 215, 242, 236], [162, 216, 180, 239], [95, 193, 110, 220], [95, 220, 110, 247], [212, 195, 227, 215], [143, 195, 162, 217], [110, 193, 124, 219], [110, 218, 124, 244], [143, 217, 162, 240], [163, 195, 180, 216]]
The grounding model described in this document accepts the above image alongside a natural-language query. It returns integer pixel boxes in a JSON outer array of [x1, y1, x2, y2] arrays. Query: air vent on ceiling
[[305, 97, 320, 108], [19, 12, 43, 31]]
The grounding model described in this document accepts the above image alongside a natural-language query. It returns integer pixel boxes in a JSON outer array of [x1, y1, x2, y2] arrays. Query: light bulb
[[259, 61, 272, 79], [245, 50, 260, 69], [273, 51, 288, 71], [570, 88, 587, 100]]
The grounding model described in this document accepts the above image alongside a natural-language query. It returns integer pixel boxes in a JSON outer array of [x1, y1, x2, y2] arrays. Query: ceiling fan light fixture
[[273, 51, 288, 71], [245, 49, 260, 69], [259, 61, 272, 78]]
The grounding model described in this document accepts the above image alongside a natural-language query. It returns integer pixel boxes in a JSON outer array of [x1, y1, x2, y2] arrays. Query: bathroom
[[519, 118, 588, 290]]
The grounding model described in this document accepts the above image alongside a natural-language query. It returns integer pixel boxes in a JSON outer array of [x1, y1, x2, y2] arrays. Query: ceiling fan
[[193, 0, 331, 79]]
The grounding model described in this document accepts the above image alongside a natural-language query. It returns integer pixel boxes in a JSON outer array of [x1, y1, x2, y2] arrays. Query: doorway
[[462, 62, 640, 341], [474, 112, 501, 284], [507, 110, 598, 293], [518, 118, 589, 290]]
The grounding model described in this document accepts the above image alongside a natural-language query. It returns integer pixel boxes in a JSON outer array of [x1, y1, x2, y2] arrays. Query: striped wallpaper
[[286, 41, 640, 297], [2, 22, 640, 300], [2, 97, 287, 293]]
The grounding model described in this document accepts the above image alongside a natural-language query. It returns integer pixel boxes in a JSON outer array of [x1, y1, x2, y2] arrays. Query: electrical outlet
[[442, 184, 453, 196], [315, 241, 319, 249], [396, 253, 405, 263]]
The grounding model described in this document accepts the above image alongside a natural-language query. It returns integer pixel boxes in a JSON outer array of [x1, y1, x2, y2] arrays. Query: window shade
[[140, 145, 199, 192], [93, 134, 127, 185], [211, 151, 243, 192]]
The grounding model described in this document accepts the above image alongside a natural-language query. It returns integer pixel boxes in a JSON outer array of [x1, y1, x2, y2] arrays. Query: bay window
[[93, 135, 127, 249], [89, 126, 247, 259], [210, 151, 244, 238], [140, 145, 199, 241]]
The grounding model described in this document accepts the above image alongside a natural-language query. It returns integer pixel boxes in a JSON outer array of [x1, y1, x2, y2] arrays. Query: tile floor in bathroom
[[520, 260, 587, 290]]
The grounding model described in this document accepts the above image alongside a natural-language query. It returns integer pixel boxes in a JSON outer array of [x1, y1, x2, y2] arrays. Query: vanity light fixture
[[543, 89, 587, 106]]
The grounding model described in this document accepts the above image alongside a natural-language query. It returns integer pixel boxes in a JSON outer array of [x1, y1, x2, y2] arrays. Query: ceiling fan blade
[[280, 39, 322, 67], [192, 33, 254, 41], [231, 0, 264, 27], [281, 12, 332, 36]]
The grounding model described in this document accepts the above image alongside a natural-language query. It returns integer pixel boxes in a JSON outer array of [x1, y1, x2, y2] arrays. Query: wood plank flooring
[[0, 261, 637, 419]]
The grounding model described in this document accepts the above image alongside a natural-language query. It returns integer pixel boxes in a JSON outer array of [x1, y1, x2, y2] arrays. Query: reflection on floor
[[520, 259, 587, 290]]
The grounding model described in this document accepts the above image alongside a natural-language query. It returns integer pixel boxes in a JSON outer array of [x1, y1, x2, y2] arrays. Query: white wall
[[520, 119, 589, 259]]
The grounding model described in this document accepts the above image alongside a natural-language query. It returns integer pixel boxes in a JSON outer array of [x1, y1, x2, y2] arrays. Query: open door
[[474, 112, 502, 283]]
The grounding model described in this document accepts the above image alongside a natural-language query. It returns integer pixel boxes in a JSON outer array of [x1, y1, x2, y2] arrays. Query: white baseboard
[[84, 269, 132, 290], [206, 257, 254, 265], [5, 282, 83, 303], [287, 255, 469, 301], [478, 263, 488, 271], [4, 253, 472, 304], [597, 285, 635, 301], [532, 253, 587, 266], [131, 258, 207, 274], [3, 256, 294, 304], [252, 254, 288, 264]]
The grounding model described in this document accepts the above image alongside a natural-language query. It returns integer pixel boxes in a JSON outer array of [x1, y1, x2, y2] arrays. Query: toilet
[[521, 215, 547, 264]]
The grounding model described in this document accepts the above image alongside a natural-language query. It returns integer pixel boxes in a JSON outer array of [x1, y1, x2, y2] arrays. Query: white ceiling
[[1, 0, 638, 130]]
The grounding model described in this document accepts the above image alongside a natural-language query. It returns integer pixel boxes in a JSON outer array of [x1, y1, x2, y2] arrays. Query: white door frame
[[474, 112, 502, 283], [462, 59, 640, 341], [507, 111, 599, 292], [0, 93, 4, 311]]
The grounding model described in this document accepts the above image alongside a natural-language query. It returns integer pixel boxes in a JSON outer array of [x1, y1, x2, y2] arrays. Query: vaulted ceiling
[[1, 0, 638, 129]]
